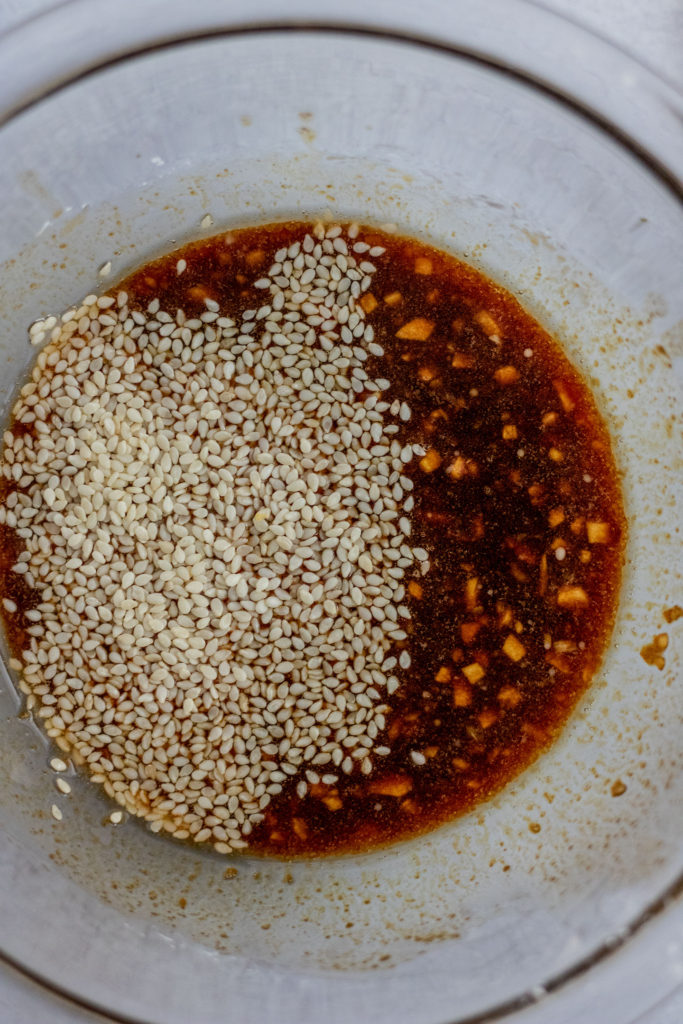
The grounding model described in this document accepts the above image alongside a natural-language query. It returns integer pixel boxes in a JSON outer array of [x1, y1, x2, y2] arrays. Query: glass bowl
[[0, 2, 681, 1022]]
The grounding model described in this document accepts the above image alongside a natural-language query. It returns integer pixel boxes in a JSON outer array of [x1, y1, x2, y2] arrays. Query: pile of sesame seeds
[[1, 223, 429, 853]]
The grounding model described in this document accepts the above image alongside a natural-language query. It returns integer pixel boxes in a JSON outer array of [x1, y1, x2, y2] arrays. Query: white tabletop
[[0, 1, 681, 1022]]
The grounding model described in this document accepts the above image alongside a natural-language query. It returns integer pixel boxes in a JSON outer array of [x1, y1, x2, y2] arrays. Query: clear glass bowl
[[0, 2, 681, 1022]]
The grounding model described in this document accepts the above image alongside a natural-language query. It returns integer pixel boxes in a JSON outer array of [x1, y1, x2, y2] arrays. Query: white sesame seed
[[51, 804, 63, 821], [50, 758, 68, 772], [0, 223, 430, 855]]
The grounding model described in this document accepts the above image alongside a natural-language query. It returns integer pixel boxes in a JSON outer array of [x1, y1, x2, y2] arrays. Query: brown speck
[[528, 822, 541, 834], [663, 605, 682, 624], [178, 897, 187, 909], [611, 779, 627, 797], [240, 115, 252, 127], [640, 633, 668, 670], [298, 126, 316, 144], [223, 867, 238, 880]]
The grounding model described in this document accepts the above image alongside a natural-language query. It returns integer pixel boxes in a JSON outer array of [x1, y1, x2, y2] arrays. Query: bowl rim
[[0, 0, 681, 195], [0, 3, 681, 1023]]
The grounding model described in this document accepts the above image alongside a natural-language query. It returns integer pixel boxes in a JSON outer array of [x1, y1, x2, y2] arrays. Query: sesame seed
[[51, 804, 63, 821], [0, 223, 431, 855]]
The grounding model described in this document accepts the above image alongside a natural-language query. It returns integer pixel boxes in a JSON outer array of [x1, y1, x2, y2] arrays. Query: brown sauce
[[0, 222, 625, 856]]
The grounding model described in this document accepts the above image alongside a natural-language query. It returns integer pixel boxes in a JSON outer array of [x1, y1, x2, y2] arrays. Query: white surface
[[0, 1, 681, 1022], [542, 0, 683, 88]]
